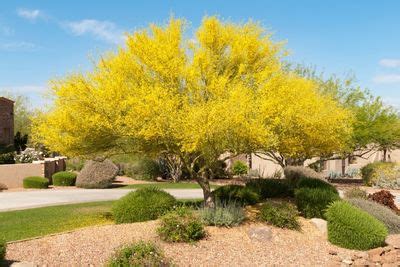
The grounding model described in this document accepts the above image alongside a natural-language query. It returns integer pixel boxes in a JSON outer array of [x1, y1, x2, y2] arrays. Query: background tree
[[33, 17, 351, 205]]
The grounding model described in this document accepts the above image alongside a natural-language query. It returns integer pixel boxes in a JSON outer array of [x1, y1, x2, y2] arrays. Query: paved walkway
[[0, 189, 204, 212]]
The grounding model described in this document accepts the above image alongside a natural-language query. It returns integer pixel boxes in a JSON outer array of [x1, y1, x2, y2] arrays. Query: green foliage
[[326, 201, 388, 250], [0, 152, 15, 164], [112, 155, 162, 180], [199, 201, 246, 227], [66, 158, 85, 171], [283, 166, 322, 185], [0, 239, 5, 260], [107, 241, 170, 267], [14, 131, 28, 153], [213, 185, 260, 205], [23, 176, 49, 189], [157, 207, 205, 243], [232, 161, 248, 176], [112, 187, 176, 223], [348, 198, 400, 234], [297, 177, 338, 193], [259, 201, 300, 230], [52, 171, 77, 186], [245, 178, 293, 199], [361, 162, 400, 189], [344, 187, 368, 199], [295, 188, 340, 218]]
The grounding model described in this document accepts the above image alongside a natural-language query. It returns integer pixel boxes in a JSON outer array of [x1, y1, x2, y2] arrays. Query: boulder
[[310, 218, 327, 235], [247, 226, 272, 242], [76, 159, 119, 189]]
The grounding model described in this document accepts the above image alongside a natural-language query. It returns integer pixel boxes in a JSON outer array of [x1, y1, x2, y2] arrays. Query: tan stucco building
[[0, 97, 14, 146]]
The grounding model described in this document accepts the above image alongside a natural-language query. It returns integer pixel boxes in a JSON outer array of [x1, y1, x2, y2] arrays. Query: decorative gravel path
[[6, 218, 353, 266]]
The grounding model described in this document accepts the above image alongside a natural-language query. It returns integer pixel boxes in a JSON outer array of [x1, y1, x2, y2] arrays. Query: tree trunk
[[196, 172, 215, 208], [341, 158, 346, 176], [383, 149, 387, 162]]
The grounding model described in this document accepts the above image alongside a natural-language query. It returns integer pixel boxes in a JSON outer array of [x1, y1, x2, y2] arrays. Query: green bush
[[23, 176, 49, 189], [157, 207, 205, 243], [0, 239, 5, 260], [0, 152, 15, 164], [283, 166, 322, 185], [107, 241, 170, 267], [112, 187, 176, 223], [199, 202, 246, 227], [344, 187, 368, 199], [297, 177, 337, 193], [66, 158, 85, 171], [295, 187, 340, 218], [232, 161, 248, 176], [259, 201, 300, 230], [348, 198, 400, 234], [326, 201, 388, 250], [246, 178, 293, 199], [361, 162, 400, 189], [213, 185, 260, 205], [52, 171, 77, 186]]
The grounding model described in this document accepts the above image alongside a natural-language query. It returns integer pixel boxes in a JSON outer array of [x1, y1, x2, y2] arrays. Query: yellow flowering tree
[[33, 17, 351, 206]]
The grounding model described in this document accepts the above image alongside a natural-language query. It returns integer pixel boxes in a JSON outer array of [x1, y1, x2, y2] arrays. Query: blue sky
[[0, 0, 399, 108]]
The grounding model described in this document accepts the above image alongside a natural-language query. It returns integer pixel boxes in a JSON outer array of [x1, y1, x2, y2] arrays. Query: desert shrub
[[107, 241, 170, 267], [76, 159, 119, 188], [66, 158, 85, 171], [232, 161, 248, 176], [344, 187, 368, 199], [361, 162, 400, 189], [368, 190, 399, 213], [213, 184, 260, 205], [0, 183, 7, 192], [259, 201, 300, 230], [297, 177, 337, 193], [157, 207, 205, 243], [15, 148, 44, 163], [0, 152, 15, 164], [113, 155, 162, 181], [283, 166, 322, 185], [0, 239, 5, 260], [326, 201, 388, 250], [348, 198, 400, 234], [23, 176, 49, 189], [199, 201, 246, 227], [52, 171, 77, 186], [113, 187, 176, 223], [245, 178, 293, 199], [295, 187, 340, 218]]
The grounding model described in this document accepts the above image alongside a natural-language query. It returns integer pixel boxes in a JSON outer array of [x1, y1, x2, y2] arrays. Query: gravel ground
[[6, 219, 353, 266]]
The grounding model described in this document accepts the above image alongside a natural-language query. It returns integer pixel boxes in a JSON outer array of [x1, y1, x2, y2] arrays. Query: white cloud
[[372, 74, 400, 84], [0, 41, 37, 51], [0, 26, 13, 36], [17, 8, 44, 21], [379, 58, 400, 68], [63, 19, 125, 44]]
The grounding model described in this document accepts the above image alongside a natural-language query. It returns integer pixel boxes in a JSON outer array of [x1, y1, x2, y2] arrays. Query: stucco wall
[[0, 157, 66, 189]]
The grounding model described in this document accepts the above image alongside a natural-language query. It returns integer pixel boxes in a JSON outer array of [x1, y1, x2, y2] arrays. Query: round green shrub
[[52, 171, 77, 186], [297, 177, 337, 193], [294, 187, 340, 218], [283, 166, 322, 185], [23, 176, 49, 189], [344, 187, 368, 199], [246, 179, 293, 199], [213, 184, 260, 205], [326, 201, 388, 250], [157, 207, 205, 243], [232, 161, 248, 176], [107, 241, 170, 267], [259, 201, 300, 230], [112, 187, 176, 223], [0, 239, 5, 260], [348, 198, 400, 234], [199, 201, 246, 227]]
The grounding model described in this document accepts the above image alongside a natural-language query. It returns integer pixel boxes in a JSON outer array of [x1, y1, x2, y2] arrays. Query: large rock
[[310, 218, 327, 235], [76, 159, 119, 189], [247, 226, 272, 242]]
